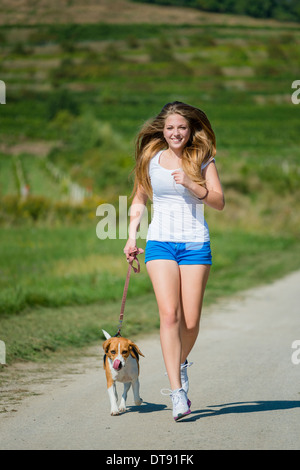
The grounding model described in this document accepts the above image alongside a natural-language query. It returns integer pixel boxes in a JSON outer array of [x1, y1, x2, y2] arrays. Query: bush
[[146, 37, 176, 62], [0, 194, 105, 226], [46, 88, 80, 120]]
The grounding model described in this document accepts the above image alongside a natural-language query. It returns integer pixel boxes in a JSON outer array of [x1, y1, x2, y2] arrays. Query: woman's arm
[[172, 161, 225, 211], [199, 161, 225, 211], [124, 185, 148, 261]]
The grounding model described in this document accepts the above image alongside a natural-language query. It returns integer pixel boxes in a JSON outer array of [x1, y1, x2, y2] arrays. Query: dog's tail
[[102, 329, 111, 340]]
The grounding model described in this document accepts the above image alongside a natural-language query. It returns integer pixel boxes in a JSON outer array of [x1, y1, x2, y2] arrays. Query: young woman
[[124, 101, 224, 421]]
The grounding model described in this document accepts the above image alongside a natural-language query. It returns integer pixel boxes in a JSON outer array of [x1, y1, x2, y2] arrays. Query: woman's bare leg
[[146, 259, 182, 390], [179, 264, 210, 364]]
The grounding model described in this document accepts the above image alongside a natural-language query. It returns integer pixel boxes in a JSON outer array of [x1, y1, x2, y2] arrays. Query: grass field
[[1, 225, 299, 364], [0, 0, 299, 365]]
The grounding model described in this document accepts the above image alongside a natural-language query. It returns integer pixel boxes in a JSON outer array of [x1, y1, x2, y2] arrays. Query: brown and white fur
[[102, 330, 144, 416]]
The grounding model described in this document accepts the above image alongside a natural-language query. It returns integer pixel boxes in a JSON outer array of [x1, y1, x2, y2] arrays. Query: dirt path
[[1, 270, 300, 450]]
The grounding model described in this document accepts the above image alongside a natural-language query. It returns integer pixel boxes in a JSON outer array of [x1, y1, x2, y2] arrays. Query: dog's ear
[[129, 341, 144, 358], [102, 338, 112, 354], [102, 329, 111, 340]]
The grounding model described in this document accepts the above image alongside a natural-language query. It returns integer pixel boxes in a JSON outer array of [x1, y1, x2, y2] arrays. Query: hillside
[[1, 0, 299, 232], [0, 0, 300, 362], [1, 0, 298, 26], [132, 0, 300, 23]]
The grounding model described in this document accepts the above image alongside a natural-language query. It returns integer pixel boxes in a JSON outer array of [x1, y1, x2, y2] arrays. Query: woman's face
[[163, 113, 191, 153]]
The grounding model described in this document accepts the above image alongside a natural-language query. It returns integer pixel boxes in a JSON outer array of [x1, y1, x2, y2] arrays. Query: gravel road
[[1, 270, 300, 450]]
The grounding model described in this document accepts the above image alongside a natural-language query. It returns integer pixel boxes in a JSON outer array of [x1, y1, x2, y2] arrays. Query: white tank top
[[147, 150, 215, 243]]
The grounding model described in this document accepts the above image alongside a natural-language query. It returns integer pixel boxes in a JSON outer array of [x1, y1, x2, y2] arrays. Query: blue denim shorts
[[145, 240, 212, 265]]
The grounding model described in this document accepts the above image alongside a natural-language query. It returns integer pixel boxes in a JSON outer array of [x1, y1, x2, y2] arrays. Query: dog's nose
[[113, 359, 122, 370]]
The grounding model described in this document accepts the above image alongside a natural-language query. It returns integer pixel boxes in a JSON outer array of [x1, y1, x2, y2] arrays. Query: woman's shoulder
[[201, 156, 215, 170], [149, 150, 163, 166]]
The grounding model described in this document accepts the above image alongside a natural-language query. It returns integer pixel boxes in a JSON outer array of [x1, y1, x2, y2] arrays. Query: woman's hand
[[171, 169, 193, 189], [124, 238, 137, 263]]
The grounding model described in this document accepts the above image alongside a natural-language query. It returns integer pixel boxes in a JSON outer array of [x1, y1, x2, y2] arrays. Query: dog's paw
[[135, 398, 143, 406], [118, 398, 127, 413], [110, 409, 120, 416]]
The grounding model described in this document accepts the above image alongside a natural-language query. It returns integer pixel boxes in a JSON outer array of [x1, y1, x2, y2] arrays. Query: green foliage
[[0, 194, 103, 226], [0, 227, 299, 362], [47, 88, 80, 120], [47, 112, 131, 194], [131, 0, 300, 21], [0, 13, 300, 364], [1, 20, 300, 224], [146, 37, 176, 62], [17, 23, 180, 47]]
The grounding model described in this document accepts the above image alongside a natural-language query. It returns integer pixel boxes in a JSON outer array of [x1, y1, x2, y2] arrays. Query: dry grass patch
[[0, 0, 298, 27]]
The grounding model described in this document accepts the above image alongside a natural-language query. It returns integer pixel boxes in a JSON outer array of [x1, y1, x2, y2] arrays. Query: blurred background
[[0, 0, 299, 364]]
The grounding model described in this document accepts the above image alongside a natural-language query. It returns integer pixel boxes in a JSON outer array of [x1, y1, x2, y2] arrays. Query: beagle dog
[[102, 330, 144, 416]]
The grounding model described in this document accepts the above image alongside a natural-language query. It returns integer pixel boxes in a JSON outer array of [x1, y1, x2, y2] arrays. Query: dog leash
[[116, 247, 144, 337]]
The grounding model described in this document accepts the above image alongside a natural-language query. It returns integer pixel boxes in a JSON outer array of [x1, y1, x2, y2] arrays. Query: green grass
[[0, 156, 17, 194], [0, 17, 300, 367], [0, 226, 147, 316], [0, 225, 299, 364]]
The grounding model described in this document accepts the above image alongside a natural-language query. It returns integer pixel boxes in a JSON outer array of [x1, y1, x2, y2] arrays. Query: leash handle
[[116, 247, 144, 336]]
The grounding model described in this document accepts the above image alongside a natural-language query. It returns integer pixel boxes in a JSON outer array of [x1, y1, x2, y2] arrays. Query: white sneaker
[[181, 360, 193, 395], [162, 388, 191, 421]]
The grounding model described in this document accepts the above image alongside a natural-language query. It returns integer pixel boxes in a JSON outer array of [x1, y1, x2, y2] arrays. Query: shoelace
[[181, 361, 193, 371], [161, 388, 174, 396], [160, 387, 191, 414], [160, 388, 185, 401]]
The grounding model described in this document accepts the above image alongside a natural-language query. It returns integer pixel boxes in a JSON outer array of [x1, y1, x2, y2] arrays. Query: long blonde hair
[[132, 101, 216, 199]]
